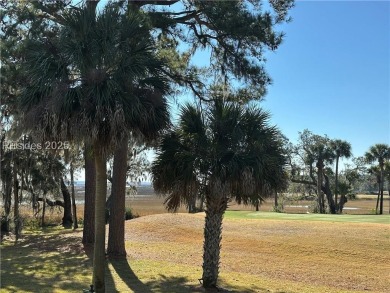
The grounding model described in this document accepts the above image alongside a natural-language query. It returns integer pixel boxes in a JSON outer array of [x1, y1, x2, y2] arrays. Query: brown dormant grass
[[1, 212, 389, 292], [123, 213, 390, 293]]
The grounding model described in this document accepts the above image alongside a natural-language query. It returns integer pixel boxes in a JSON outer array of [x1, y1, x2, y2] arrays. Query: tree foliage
[[288, 130, 355, 213], [365, 144, 390, 214]]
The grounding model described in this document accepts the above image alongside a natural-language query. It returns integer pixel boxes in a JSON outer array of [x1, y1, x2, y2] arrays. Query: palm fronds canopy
[[19, 4, 170, 151], [152, 100, 286, 211]]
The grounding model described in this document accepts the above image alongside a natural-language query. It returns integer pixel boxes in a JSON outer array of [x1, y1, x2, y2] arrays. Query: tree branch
[[160, 68, 210, 102], [129, 0, 179, 7], [37, 197, 64, 207], [290, 178, 316, 186]]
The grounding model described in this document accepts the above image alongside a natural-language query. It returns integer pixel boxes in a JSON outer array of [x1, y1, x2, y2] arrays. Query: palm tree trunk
[[316, 160, 325, 213], [335, 156, 339, 212], [13, 163, 20, 240], [375, 185, 380, 214], [83, 145, 96, 246], [70, 162, 78, 229], [202, 208, 224, 288], [202, 194, 227, 289], [323, 174, 336, 214], [379, 165, 384, 215], [93, 150, 107, 293], [107, 139, 128, 258]]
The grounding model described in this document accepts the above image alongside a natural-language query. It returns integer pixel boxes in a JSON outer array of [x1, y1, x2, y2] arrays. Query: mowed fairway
[[2, 212, 389, 293]]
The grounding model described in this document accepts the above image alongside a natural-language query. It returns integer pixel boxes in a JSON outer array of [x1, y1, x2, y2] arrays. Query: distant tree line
[[285, 129, 389, 215]]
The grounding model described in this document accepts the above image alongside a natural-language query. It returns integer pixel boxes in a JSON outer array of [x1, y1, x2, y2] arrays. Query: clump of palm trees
[[365, 144, 390, 215], [19, 5, 170, 292], [152, 99, 286, 288]]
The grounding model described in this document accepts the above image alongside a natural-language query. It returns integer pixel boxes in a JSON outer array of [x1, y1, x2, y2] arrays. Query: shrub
[[77, 217, 84, 226], [272, 203, 284, 213], [125, 207, 138, 220]]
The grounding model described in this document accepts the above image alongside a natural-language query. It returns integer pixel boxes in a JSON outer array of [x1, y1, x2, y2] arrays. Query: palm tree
[[365, 144, 390, 215], [384, 161, 390, 214], [299, 131, 335, 213], [330, 139, 352, 212], [152, 100, 285, 289], [368, 165, 382, 213], [19, 5, 170, 292]]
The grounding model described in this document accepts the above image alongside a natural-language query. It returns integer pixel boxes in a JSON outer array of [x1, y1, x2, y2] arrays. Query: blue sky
[[157, 0, 390, 172], [261, 0, 389, 159]]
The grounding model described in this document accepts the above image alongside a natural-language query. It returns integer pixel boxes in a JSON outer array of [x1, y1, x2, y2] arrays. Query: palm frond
[[19, 4, 171, 154], [152, 99, 287, 211]]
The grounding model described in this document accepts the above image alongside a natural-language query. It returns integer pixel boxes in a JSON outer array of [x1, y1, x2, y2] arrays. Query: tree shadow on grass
[[109, 259, 271, 293], [1, 230, 92, 293], [145, 274, 273, 293], [110, 258, 153, 293]]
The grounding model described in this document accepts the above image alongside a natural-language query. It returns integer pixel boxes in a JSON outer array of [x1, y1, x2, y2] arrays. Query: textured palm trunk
[[107, 139, 128, 258], [13, 164, 20, 240], [202, 194, 227, 289], [202, 209, 224, 288], [83, 146, 96, 246], [379, 165, 384, 215], [316, 160, 325, 213], [375, 184, 380, 214], [335, 156, 339, 212], [93, 151, 107, 293]]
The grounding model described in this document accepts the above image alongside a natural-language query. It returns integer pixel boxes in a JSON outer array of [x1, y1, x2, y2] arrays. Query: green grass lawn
[[224, 210, 390, 224]]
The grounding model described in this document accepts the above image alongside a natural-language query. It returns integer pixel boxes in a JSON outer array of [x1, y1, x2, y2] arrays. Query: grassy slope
[[1, 212, 389, 293]]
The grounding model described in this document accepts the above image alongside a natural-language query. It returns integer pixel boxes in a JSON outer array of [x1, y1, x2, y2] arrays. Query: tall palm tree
[[152, 100, 285, 289], [365, 144, 390, 215], [368, 165, 382, 213], [19, 5, 170, 292], [330, 139, 352, 212], [384, 161, 390, 214]]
